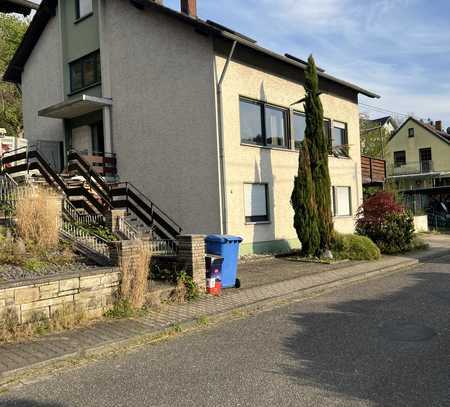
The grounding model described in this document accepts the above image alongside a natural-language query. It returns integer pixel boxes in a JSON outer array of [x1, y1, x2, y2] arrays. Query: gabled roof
[[363, 115, 398, 129], [372, 116, 397, 127], [4, 0, 380, 100], [0, 0, 38, 15], [3, 0, 57, 83], [389, 116, 450, 145]]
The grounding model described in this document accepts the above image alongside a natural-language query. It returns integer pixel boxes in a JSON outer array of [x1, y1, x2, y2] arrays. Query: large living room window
[[76, 0, 93, 20], [333, 186, 352, 217], [244, 183, 269, 223], [239, 98, 288, 148], [70, 51, 101, 93]]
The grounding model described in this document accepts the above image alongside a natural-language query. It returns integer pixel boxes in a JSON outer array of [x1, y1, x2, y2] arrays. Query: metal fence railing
[[149, 239, 177, 256], [116, 216, 139, 240], [61, 221, 112, 259], [63, 198, 104, 226]]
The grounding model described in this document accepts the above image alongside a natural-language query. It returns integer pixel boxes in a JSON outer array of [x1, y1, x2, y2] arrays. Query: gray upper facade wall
[[21, 12, 64, 145], [61, 0, 101, 98], [102, 0, 221, 234]]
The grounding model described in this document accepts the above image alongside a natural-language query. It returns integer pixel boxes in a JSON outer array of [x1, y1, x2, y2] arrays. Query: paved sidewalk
[[0, 241, 449, 386]]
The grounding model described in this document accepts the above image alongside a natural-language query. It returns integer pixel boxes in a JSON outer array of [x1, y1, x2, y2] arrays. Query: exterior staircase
[[0, 145, 182, 262]]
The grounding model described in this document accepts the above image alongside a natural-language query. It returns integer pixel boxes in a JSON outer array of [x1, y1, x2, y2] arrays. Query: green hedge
[[332, 233, 381, 261]]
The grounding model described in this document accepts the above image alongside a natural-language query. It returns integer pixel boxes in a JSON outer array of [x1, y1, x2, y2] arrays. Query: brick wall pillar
[[105, 209, 127, 233], [176, 235, 206, 291]]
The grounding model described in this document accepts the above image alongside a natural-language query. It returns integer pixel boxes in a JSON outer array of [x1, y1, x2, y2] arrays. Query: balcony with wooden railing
[[361, 155, 386, 185]]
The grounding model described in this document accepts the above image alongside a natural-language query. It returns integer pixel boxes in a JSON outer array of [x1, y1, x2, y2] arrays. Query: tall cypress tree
[[304, 55, 334, 252], [291, 142, 320, 257]]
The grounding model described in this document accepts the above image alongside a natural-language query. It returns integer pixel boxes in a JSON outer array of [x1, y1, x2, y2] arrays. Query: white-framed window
[[76, 0, 93, 20], [244, 183, 269, 223], [332, 186, 352, 217]]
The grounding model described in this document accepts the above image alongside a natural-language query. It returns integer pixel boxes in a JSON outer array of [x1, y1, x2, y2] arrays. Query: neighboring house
[[386, 116, 450, 214], [4, 0, 379, 255], [362, 115, 398, 136]]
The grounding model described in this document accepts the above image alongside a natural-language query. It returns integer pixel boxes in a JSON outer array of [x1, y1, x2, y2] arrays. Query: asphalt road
[[1, 255, 450, 407]]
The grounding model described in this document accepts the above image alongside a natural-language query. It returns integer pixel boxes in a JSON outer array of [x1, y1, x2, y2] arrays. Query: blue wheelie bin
[[205, 235, 243, 288]]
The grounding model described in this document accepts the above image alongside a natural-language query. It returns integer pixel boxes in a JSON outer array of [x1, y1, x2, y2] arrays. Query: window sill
[[240, 143, 297, 153], [68, 81, 102, 97], [245, 220, 271, 225], [74, 13, 93, 24], [333, 215, 353, 219]]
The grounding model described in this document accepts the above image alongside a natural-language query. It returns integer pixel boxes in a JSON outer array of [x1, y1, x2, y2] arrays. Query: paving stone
[[0, 252, 427, 380]]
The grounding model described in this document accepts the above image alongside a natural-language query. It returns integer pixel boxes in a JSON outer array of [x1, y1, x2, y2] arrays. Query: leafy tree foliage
[[0, 14, 28, 136], [359, 113, 390, 158]]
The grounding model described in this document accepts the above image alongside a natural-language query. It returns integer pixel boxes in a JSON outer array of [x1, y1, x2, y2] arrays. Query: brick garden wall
[[0, 234, 208, 326], [0, 268, 120, 325]]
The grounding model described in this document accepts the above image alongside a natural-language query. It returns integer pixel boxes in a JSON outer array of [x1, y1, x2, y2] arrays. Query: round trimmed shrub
[[332, 233, 380, 261], [356, 192, 414, 254]]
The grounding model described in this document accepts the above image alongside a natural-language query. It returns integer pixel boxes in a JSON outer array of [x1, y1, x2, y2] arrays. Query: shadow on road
[[282, 270, 450, 406]]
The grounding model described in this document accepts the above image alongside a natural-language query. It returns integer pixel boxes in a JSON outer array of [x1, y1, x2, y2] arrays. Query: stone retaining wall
[[0, 268, 120, 325]]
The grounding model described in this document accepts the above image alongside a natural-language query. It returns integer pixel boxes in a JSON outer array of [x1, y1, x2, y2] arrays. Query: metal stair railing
[[66, 149, 111, 205], [2, 145, 111, 215], [0, 172, 18, 206], [116, 216, 139, 240], [61, 220, 113, 264], [149, 239, 177, 256], [63, 198, 104, 226], [1, 146, 182, 249], [110, 182, 183, 241]]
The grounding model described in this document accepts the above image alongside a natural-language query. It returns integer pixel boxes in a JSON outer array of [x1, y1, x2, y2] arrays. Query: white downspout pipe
[[216, 40, 237, 234]]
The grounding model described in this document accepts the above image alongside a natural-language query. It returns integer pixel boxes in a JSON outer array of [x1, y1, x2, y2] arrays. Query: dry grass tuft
[[145, 290, 163, 310], [120, 241, 151, 310], [170, 279, 188, 304], [15, 186, 60, 250], [0, 304, 89, 343]]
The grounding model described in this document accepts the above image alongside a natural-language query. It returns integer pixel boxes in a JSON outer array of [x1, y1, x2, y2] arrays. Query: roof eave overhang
[[215, 31, 380, 99], [5, 0, 380, 99]]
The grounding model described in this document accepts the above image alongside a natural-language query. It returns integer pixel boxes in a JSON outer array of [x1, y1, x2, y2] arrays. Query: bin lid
[[205, 253, 224, 260], [205, 234, 243, 243]]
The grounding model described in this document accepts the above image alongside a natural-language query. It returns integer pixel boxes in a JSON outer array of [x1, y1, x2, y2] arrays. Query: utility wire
[[359, 103, 409, 118]]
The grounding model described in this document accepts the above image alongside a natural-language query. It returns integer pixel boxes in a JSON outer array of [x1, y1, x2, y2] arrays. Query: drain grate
[[380, 321, 437, 342]]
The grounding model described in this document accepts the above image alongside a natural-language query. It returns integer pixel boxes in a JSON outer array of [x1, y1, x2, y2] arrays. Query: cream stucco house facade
[[5, 0, 379, 255]]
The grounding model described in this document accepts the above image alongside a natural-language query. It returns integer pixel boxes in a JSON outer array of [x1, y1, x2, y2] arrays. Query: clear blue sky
[[163, 0, 450, 127]]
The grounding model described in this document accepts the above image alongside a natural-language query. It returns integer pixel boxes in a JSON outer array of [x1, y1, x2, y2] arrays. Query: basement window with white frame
[[333, 186, 352, 217], [244, 183, 269, 223]]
